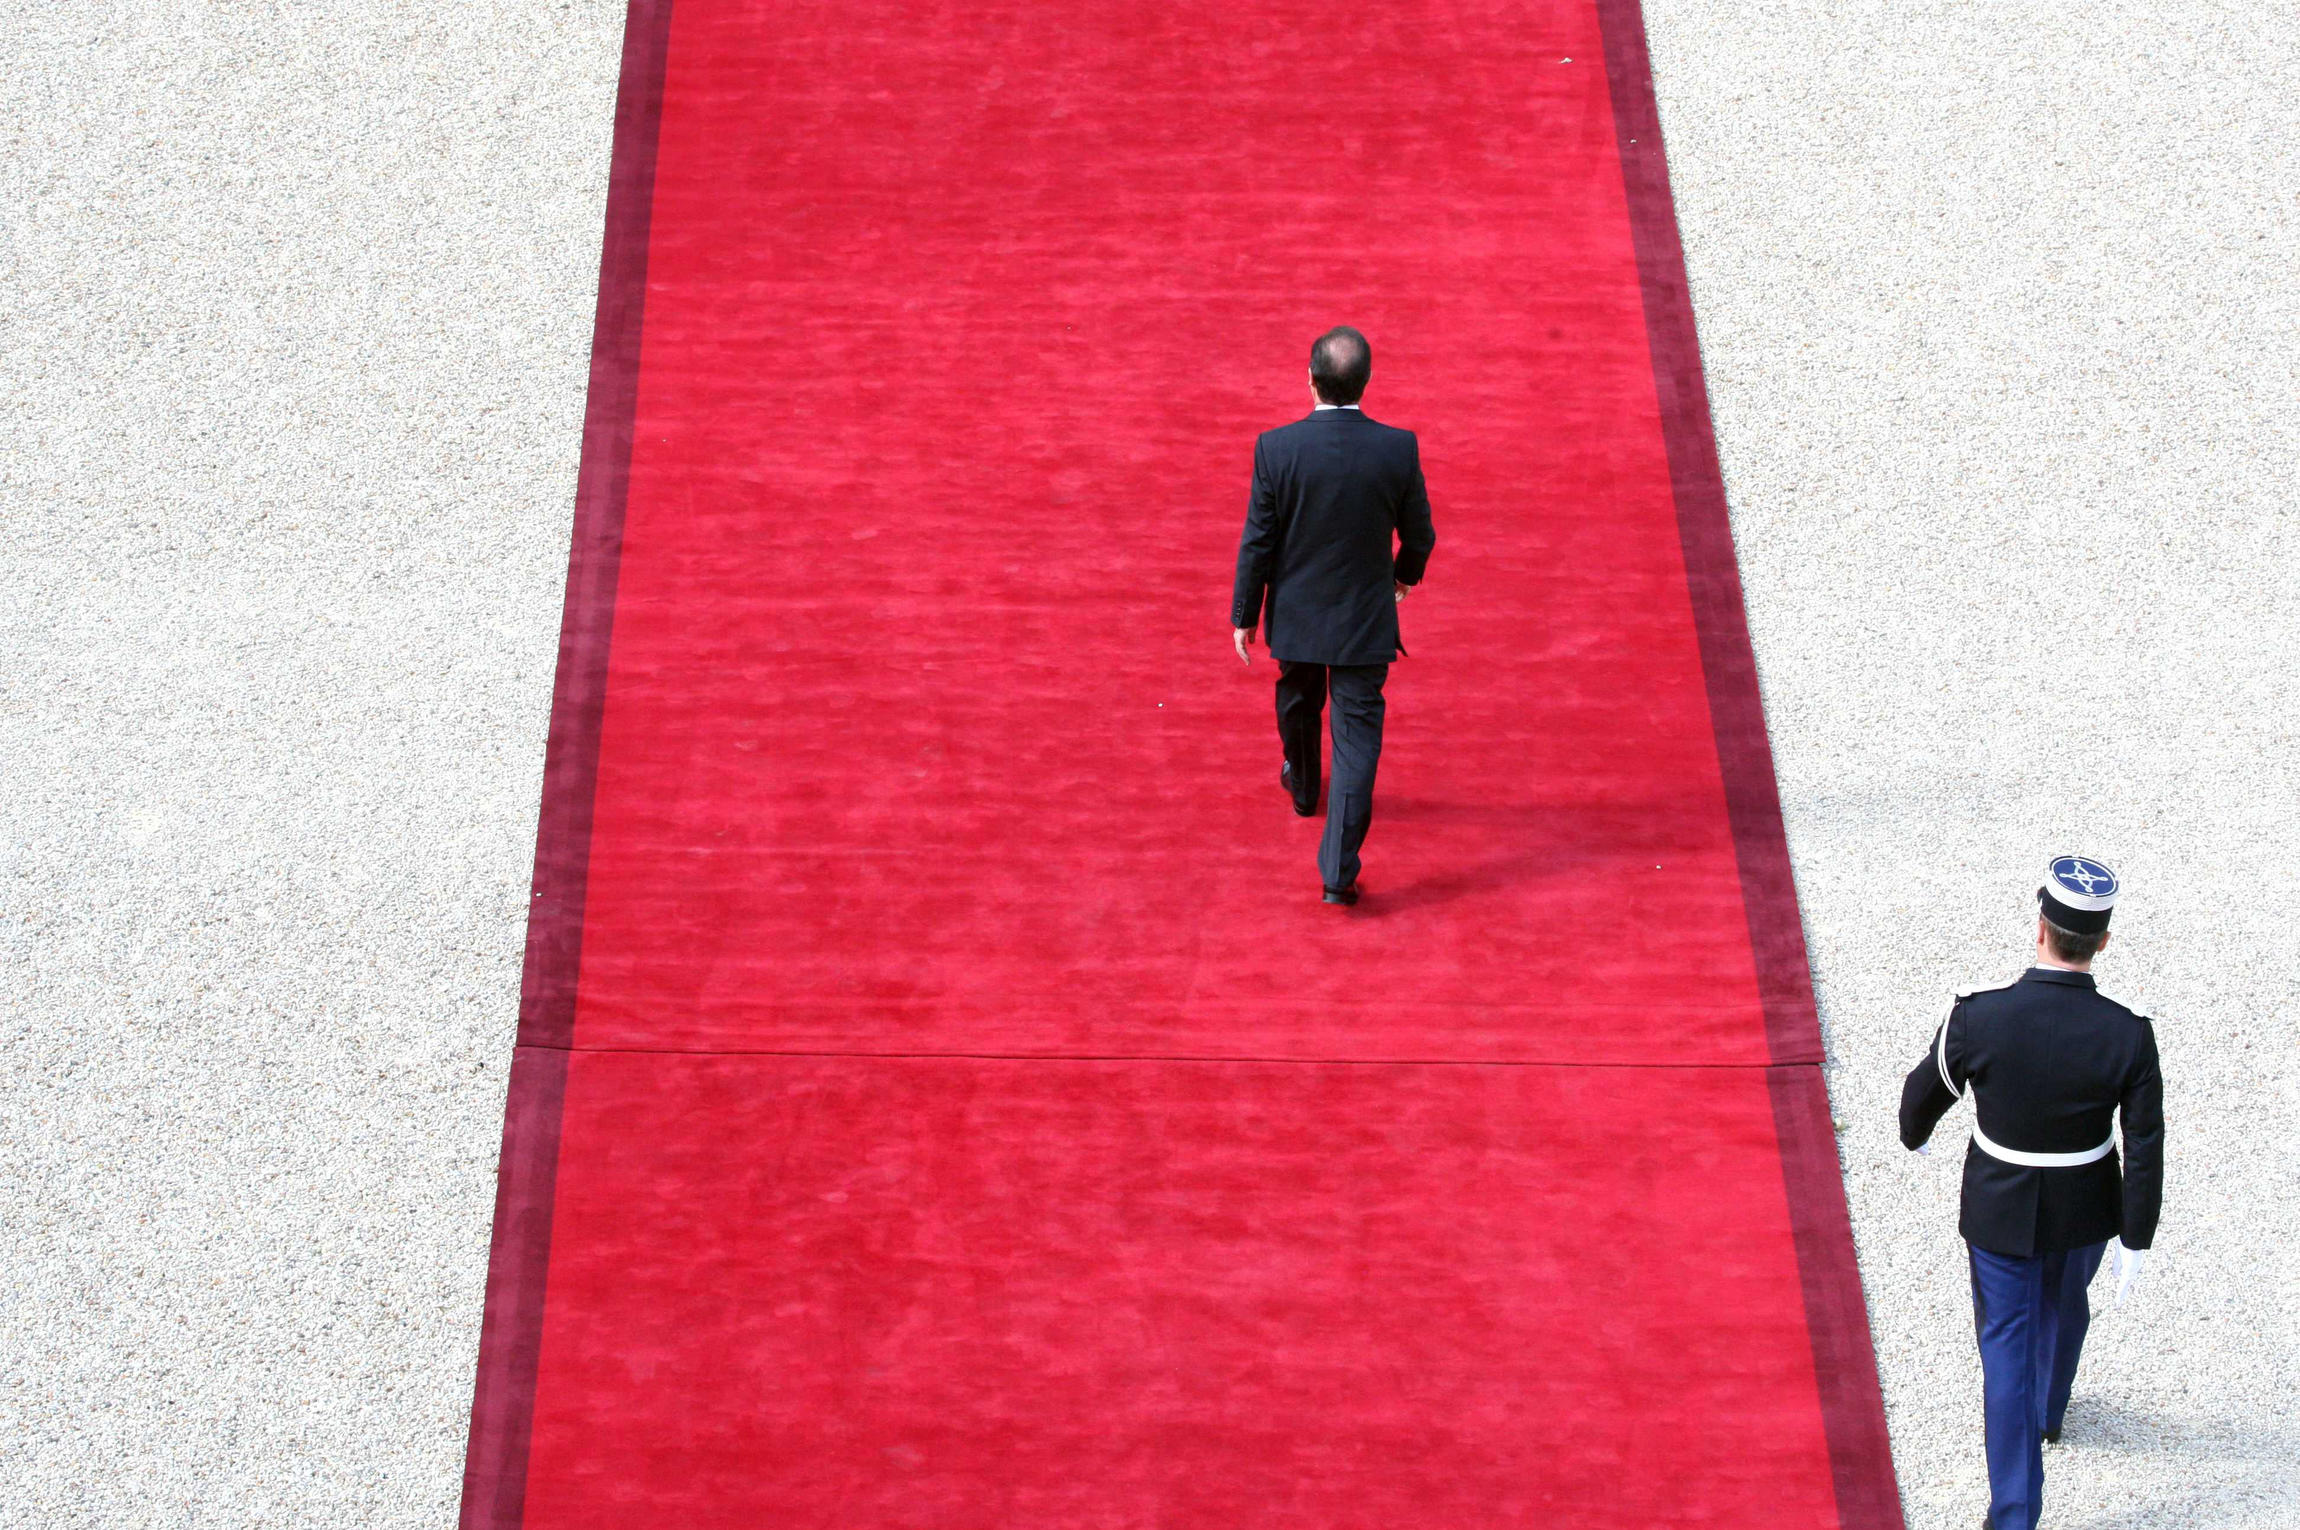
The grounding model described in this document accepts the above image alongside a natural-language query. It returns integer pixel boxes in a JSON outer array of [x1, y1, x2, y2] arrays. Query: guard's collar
[[2022, 966, 2097, 989]]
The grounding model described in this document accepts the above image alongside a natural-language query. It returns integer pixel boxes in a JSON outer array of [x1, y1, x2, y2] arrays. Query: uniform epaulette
[[1930, 989, 1971, 1096], [2079, 977, 2139, 1013], [1935, 983, 2014, 1096]]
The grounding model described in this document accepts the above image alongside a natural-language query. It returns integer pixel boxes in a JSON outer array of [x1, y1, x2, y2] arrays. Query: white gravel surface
[[1646, 2, 2300, 1525], [3, 2, 2291, 1527], [0, 3, 620, 1525]]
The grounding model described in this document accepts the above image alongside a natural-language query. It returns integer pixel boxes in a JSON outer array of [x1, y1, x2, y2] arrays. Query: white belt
[[1971, 1120, 2115, 1168]]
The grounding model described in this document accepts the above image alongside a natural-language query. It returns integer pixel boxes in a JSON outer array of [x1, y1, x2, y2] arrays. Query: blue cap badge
[[2040, 855, 2118, 934]]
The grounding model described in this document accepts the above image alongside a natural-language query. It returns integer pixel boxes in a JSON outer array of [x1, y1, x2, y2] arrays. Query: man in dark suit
[[1900, 857, 2164, 1530], [1231, 327, 1436, 905]]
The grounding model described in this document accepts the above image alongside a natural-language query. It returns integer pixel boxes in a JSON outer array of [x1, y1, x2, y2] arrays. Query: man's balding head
[[1309, 326, 1372, 406]]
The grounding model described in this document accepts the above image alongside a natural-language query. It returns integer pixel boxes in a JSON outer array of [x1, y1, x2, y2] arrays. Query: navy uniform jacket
[[1230, 407, 1436, 667], [1901, 967, 2163, 1258]]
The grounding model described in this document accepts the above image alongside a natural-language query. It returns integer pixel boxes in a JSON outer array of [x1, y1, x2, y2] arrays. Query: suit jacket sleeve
[[1899, 1002, 1967, 1150], [1394, 434, 1435, 587], [2118, 1021, 2164, 1248], [1231, 435, 1280, 631]]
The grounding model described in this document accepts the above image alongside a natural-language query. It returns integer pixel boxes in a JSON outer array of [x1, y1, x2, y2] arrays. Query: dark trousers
[[1275, 660, 1388, 890], [1968, 1240, 2108, 1530]]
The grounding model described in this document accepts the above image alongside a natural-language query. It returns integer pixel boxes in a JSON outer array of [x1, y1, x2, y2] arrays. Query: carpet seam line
[[514, 1043, 1832, 1069]]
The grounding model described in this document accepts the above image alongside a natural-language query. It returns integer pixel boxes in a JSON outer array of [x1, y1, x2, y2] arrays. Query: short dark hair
[[1310, 326, 1371, 405], [2041, 916, 2107, 964]]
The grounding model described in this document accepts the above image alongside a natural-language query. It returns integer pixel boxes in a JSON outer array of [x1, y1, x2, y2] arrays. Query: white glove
[[2111, 1241, 2146, 1305]]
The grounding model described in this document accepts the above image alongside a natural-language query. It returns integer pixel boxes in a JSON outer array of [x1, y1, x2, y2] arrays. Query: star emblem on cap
[[2052, 856, 2116, 897]]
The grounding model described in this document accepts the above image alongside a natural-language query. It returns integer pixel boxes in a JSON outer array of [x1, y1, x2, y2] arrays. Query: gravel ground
[[2, 2, 2291, 1527], [0, 3, 620, 1525], [1645, 2, 2300, 1525]]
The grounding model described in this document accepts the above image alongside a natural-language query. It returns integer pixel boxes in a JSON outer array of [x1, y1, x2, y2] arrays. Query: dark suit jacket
[[1230, 407, 1436, 666], [1900, 967, 2164, 1257]]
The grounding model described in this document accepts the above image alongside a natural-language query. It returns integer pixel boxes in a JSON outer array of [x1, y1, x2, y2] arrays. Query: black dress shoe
[[1281, 762, 1317, 817], [1322, 881, 1359, 906], [2043, 1426, 2062, 1445]]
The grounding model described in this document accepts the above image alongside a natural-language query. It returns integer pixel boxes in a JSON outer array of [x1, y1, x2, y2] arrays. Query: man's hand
[[1395, 581, 1411, 603], [2111, 1241, 2146, 1305], [1233, 626, 1257, 666]]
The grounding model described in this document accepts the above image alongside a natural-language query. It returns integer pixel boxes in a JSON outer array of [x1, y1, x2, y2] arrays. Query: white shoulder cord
[[1936, 1001, 1964, 1098], [1917, 1000, 1963, 1157]]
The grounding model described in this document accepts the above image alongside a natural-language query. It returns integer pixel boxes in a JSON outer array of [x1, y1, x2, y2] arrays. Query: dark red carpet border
[[1597, 7, 1899, 1523], [458, 6, 673, 1522], [460, 0, 1902, 1524]]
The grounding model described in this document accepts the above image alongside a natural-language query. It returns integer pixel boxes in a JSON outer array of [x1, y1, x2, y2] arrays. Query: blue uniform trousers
[[1967, 1239, 2107, 1530]]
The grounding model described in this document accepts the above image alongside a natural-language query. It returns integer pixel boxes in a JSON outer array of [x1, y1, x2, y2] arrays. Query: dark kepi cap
[[2039, 854, 2119, 934]]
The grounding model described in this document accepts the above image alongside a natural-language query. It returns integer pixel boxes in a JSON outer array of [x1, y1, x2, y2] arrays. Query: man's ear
[[2096, 930, 2112, 954]]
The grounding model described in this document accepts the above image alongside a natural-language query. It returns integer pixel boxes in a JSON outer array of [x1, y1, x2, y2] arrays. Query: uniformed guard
[[1900, 855, 2164, 1530]]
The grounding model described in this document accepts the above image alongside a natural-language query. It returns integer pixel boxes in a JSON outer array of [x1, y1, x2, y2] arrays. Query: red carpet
[[463, 1, 1902, 1524]]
